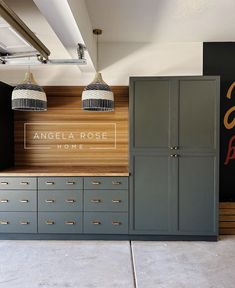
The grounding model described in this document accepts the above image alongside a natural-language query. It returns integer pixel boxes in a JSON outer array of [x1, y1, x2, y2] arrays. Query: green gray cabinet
[[130, 76, 219, 237], [0, 177, 37, 233], [84, 177, 129, 234], [0, 176, 129, 236]]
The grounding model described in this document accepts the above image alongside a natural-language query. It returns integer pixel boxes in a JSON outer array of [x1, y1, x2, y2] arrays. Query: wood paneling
[[219, 202, 235, 234], [14, 86, 129, 167]]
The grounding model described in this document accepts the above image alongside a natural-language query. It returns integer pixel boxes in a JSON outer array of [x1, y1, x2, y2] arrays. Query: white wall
[[99, 42, 203, 85], [0, 42, 202, 86]]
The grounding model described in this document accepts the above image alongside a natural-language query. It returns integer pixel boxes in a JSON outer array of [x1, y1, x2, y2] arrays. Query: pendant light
[[82, 29, 114, 111], [12, 65, 47, 111]]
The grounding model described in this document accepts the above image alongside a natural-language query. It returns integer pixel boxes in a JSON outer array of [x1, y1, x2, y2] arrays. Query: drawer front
[[38, 177, 83, 190], [84, 177, 128, 190], [84, 212, 128, 234], [38, 212, 82, 234], [0, 190, 37, 212], [38, 190, 82, 212], [84, 190, 128, 212], [0, 177, 37, 190], [0, 212, 37, 233]]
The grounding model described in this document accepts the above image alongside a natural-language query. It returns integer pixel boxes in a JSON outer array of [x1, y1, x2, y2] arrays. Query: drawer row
[[0, 212, 128, 234], [0, 177, 128, 190], [0, 190, 128, 212]]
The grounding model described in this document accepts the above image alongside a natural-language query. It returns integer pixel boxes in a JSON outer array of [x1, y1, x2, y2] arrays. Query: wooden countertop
[[0, 166, 130, 177]]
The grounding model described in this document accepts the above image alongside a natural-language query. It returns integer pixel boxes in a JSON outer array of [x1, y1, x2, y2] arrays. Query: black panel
[[0, 81, 14, 169], [203, 42, 235, 201]]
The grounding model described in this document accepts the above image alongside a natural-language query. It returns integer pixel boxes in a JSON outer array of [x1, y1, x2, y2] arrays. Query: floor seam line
[[129, 241, 138, 288]]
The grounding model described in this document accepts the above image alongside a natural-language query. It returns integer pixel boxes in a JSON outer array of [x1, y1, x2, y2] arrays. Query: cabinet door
[[179, 79, 217, 151], [178, 156, 218, 235], [130, 155, 172, 234], [132, 80, 172, 149]]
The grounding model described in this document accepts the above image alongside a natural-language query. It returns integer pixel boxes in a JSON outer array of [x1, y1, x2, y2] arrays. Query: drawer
[[0, 177, 37, 190], [84, 212, 128, 234], [0, 212, 37, 233], [38, 190, 82, 212], [38, 212, 82, 234], [84, 190, 128, 212], [38, 177, 83, 190], [84, 177, 128, 190], [0, 190, 37, 212]]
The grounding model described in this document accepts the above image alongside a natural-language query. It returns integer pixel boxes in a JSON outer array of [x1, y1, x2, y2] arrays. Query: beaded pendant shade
[[82, 72, 114, 111], [12, 72, 47, 111], [82, 29, 114, 111]]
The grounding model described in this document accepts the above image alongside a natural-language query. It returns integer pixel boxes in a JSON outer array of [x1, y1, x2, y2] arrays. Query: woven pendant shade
[[12, 72, 47, 111], [82, 72, 114, 111]]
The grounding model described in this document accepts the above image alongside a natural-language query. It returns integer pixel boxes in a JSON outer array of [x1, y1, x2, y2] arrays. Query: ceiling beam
[[33, 0, 96, 73]]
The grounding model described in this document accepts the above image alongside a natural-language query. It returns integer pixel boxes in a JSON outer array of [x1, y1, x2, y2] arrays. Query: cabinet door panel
[[133, 80, 171, 148], [179, 80, 217, 149], [131, 155, 171, 234], [178, 156, 217, 235]]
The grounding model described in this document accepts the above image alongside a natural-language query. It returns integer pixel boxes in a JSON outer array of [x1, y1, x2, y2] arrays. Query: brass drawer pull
[[0, 199, 9, 203], [92, 221, 101, 225], [45, 199, 55, 203], [20, 221, 30, 225], [112, 199, 122, 203], [65, 221, 76, 225], [0, 220, 9, 225], [66, 199, 76, 203], [66, 181, 75, 185], [0, 182, 8, 185], [46, 181, 54, 185], [46, 220, 54, 225], [20, 199, 29, 203], [91, 199, 101, 203], [112, 181, 122, 185], [112, 221, 122, 226], [92, 181, 101, 185], [20, 181, 29, 185]]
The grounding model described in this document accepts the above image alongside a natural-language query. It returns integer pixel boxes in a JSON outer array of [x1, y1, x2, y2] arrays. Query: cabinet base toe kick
[[0, 233, 218, 241]]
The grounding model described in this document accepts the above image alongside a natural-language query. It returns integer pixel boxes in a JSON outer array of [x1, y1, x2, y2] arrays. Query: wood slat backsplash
[[219, 202, 235, 235], [14, 86, 129, 167]]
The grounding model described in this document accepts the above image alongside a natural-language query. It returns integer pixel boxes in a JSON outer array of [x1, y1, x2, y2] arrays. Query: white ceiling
[[86, 0, 235, 42], [0, 0, 235, 85]]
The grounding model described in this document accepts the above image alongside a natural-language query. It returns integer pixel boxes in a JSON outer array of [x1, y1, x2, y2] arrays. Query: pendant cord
[[96, 32, 99, 72]]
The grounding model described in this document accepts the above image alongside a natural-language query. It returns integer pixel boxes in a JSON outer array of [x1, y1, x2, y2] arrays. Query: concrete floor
[[0, 236, 234, 288]]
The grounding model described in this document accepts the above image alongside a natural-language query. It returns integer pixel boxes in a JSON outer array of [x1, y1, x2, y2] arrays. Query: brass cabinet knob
[[170, 146, 179, 150], [66, 181, 75, 185], [45, 220, 55, 225], [66, 199, 76, 203], [112, 221, 122, 226], [45, 199, 55, 203], [170, 154, 179, 158], [112, 199, 121, 203], [0, 199, 9, 203], [0, 220, 9, 225], [92, 221, 101, 225], [20, 181, 29, 185], [46, 181, 54, 185], [91, 199, 101, 203], [92, 181, 101, 185], [112, 181, 122, 185], [65, 221, 76, 225], [20, 199, 29, 203]]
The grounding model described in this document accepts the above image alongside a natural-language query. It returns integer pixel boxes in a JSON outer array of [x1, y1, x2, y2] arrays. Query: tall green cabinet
[[129, 76, 219, 239]]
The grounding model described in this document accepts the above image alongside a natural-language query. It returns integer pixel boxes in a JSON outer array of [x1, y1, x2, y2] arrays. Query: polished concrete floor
[[0, 236, 234, 288]]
